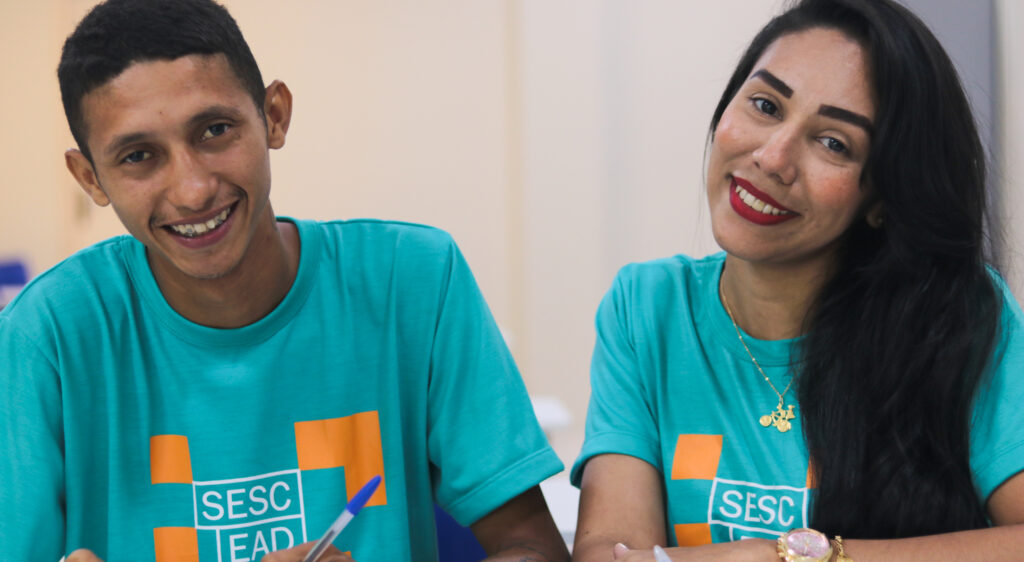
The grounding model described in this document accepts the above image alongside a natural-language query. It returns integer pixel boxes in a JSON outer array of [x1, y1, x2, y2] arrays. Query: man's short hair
[[58, 0, 266, 162]]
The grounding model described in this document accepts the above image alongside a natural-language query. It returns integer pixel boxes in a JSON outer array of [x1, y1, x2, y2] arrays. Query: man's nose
[[165, 148, 218, 211]]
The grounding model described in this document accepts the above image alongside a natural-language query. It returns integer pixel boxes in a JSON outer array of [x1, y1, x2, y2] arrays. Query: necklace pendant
[[760, 403, 795, 432]]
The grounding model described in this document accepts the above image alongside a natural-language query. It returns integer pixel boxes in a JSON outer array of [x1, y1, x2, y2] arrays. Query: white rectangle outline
[[705, 477, 809, 537], [188, 468, 307, 561]]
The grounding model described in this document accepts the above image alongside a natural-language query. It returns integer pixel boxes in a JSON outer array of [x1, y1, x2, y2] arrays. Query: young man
[[0, 1, 567, 560]]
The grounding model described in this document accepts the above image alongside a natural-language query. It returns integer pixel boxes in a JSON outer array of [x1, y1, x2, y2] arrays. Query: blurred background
[[2, 0, 1021, 540]]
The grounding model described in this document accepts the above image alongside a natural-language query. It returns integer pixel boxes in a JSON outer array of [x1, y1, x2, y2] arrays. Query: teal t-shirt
[[0, 218, 562, 561], [571, 253, 1024, 546]]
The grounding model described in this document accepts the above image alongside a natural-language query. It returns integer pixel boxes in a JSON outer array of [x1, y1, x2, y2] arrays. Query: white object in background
[[531, 395, 572, 433]]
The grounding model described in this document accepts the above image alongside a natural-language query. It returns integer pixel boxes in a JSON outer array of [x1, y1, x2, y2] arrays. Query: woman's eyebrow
[[751, 69, 873, 135], [818, 105, 874, 134], [750, 69, 793, 98]]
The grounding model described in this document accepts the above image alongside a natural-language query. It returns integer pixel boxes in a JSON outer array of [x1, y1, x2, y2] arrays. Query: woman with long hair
[[572, 0, 1024, 560]]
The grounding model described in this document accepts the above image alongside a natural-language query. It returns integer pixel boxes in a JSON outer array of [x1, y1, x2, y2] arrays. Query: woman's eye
[[121, 150, 152, 164], [752, 98, 780, 117], [200, 123, 230, 141], [820, 137, 848, 154]]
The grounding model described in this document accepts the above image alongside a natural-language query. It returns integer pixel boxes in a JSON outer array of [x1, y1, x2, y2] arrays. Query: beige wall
[[0, 1, 75, 275], [1, 0, 1019, 466], [515, 0, 781, 461]]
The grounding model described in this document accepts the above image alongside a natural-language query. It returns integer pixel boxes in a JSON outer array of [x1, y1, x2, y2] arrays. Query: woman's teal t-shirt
[[572, 253, 1024, 546]]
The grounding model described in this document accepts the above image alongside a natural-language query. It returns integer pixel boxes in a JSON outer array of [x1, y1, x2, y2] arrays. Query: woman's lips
[[729, 176, 799, 226]]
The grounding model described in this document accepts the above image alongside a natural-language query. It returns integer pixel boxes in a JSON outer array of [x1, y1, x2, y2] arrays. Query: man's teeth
[[169, 207, 231, 237], [735, 185, 790, 216]]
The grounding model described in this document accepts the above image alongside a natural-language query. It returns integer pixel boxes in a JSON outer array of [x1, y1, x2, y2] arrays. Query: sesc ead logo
[[194, 469, 307, 561], [707, 478, 809, 542]]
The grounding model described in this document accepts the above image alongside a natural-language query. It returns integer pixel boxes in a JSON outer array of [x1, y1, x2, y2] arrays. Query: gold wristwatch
[[777, 528, 833, 562]]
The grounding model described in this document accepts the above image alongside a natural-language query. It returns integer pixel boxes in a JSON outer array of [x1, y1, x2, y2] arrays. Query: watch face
[[784, 529, 831, 557]]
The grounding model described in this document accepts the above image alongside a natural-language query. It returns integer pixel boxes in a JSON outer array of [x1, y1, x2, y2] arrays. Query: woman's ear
[[866, 201, 884, 229]]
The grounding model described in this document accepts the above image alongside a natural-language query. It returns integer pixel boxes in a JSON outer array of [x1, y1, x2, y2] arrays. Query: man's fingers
[[66, 549, 104, 562], [260, 541, 353, 561]]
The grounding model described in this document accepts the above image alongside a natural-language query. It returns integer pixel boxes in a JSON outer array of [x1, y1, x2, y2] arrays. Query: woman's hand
[[611, 539, 776, 561]]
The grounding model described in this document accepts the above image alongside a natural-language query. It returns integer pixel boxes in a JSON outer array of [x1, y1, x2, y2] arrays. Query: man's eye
[[122, 151, 152, 164], [752, 98, 779, 117], [200, 123, 231, 141]]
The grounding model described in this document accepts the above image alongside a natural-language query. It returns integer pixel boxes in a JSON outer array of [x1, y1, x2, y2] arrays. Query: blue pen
[[302, 474, 382, 562]]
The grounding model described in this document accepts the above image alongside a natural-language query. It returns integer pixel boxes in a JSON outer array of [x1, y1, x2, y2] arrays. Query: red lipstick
[[729, 177, 798, 226]]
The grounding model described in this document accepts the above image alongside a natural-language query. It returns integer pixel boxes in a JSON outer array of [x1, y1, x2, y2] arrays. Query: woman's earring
[[867, 210, 884, 229]]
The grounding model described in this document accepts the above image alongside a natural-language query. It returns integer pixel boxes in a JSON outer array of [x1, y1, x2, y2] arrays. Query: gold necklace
[[721, 290, 795, 432]]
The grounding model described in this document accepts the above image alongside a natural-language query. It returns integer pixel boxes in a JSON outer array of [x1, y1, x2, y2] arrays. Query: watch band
[[833, 535, 853, 561]]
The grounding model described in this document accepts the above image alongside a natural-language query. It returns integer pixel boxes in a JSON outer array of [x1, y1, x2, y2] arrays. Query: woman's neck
[[719, 254, 834, 340]]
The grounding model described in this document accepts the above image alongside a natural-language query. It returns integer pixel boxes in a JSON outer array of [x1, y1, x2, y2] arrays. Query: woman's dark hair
[[58, 0, 266, 163], [710, 0, 998, 538]]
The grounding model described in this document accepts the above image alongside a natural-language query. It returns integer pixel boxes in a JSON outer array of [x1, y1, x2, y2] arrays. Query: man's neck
[[719, 254, 834, 341], [150, 219, 301, 329]]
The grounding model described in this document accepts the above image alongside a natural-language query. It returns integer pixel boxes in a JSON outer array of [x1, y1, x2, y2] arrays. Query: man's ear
[[65, 148, 110, 207], [263, 80, 293, 150]]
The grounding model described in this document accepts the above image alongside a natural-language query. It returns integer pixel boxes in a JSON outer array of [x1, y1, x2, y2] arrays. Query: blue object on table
[[435, 504, 486, 561]]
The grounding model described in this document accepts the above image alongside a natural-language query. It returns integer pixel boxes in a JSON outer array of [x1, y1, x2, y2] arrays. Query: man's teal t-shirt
[[571, 253, 1024, 546], [0, 218, 562, 561]]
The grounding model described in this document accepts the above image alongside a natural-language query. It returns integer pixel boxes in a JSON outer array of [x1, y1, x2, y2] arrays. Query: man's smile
[[164, 203, 234, 238]]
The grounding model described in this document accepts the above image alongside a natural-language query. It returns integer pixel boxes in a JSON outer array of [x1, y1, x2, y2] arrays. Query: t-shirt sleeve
[[0, 315, 66, 560], [970, 278, 1024, 502], [426, 240, 563, 526], [570, 268, 661, 486]]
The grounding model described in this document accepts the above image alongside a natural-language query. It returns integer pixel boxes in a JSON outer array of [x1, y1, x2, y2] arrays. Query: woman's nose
[[752, 126, 799, 185]]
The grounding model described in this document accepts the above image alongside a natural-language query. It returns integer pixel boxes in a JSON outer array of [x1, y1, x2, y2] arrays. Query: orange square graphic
[[674, 523, 712, 546], [150, 435, 192, 484], [670, 434, 723, 480], [153, 526, 199, 562], [294, 411, 387, 506]]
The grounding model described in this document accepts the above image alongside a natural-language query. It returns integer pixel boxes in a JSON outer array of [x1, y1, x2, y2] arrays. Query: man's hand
[[64, 542, 354, 562], [260, 540, 353, 561], [66, 550, 103, 562]]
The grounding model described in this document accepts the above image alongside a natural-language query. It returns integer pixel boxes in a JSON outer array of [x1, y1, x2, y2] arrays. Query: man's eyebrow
[[750, 69, 793, 98], [104, 131, 152, 159], [186, 105, 246, 128], [818, 105, 874, 134]]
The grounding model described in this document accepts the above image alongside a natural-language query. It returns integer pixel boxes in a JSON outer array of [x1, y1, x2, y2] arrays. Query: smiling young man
[[0, 1, 567, 561]]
